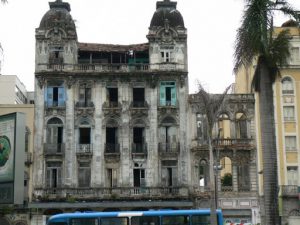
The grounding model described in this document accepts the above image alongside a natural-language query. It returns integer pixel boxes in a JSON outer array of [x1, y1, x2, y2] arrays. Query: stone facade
[[28, 0, 260, 224]]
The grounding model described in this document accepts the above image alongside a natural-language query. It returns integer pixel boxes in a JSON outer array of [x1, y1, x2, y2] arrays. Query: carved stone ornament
[[66, 76, 76, 89], [75, 108, 95, 117], [37, 76, 46, 89], [44, 108, 66, 118], [180, 75, 185, 88]]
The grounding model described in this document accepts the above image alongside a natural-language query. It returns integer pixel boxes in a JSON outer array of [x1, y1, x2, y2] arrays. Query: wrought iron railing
[[44, 143, 65, 155], [105, 143, 120, 153], [76, 144, 93, 154]]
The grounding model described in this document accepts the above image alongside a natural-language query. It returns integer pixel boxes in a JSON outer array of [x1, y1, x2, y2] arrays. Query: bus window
[[48, 223, 68, 225], [71, 218, 98, 225], [100, 217, 128, 225], [132, 216, 160, 225], [162, 216, 189, 225], [191, 215, 210, 225]]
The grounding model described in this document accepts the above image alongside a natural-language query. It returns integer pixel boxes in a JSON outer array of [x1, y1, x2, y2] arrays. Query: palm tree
[[234, 1, 298, 224], [197, 83, 231, 225]]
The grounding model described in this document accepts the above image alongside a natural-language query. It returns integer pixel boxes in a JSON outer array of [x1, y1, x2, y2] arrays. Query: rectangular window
[[107, 168, 118, 187], [71, 218, 98, 225], [133, 88, 145, 107], [161, 51, 173, 62], [160, 81, 176, 106], [291, 47, 300, 62], [101, 218, 128, 225], [283, 106, 295, 121], [287, 166, 298, 185], [46, 162, 62, 188], [78, 162, 91, 187], [79, 86, 92, 107], [133, 169, 145, 187], [45, 85, 65, 107], [162, 216, 189, 225], [285, 136, 297, 151], [107, 88, 118, 107]]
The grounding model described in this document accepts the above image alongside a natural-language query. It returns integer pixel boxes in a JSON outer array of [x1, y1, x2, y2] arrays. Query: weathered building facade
[[28, 0, 259, 224]]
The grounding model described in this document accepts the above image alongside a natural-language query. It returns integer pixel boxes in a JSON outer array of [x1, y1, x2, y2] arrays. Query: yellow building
[[234, 20, 300, 225]]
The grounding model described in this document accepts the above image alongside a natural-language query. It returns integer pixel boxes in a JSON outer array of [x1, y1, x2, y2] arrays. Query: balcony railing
[[33, 186, 189, 201], [281, 185, 298, 197], [102, 101, 121, 108], [37, 63, 186, 73], [105, 143, 120, 153], [132, 143, 147, 154], [212, 138, 254, 147], [131, 101, 148, 108], [45, 101, 66, 108], [75, 101, 94, 108], [44, 143, 65, 155], [158, 142, 180, 153], [76, 144, 93, 154]]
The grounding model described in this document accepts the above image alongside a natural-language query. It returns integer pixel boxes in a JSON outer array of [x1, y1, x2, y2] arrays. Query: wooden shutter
[[160, 83, 166, 106], [171, 85, 176, 106], [58, 87, 65, 106], [46, 87, 53, 107]]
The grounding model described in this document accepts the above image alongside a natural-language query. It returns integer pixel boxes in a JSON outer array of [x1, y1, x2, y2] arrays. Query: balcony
[[33, 186, 189, 202], [76, 144, 93, 160], [212, 138, 254, 150], [130, 101, 149, 116], [44, 143, 65, 156], [36, 63, 186, 73], [158, 142, 180, 158], [45, 101, 66, 108], [75, 101, 95, 116], [131, 143, 147, 159], [75, 101, 94, 108], [102, 101, 122, 116], [281, 185, 298, 197], [104, 143, 120, 162]]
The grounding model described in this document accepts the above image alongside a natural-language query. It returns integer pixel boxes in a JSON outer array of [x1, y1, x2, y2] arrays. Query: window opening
[[106, 127, 118, 152], [78, 162, 91, 187], [133, 88, 145, 107], [107, 88, 118, 107], [133, 127, 144, 153], [134, 169, 145, 187], [79, 128, 91, 144], [282, 77, 294, 94]]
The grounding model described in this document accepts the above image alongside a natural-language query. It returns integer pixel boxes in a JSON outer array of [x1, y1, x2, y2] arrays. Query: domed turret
[[150, 0, 184, 28], [38, 0, 76, 38]]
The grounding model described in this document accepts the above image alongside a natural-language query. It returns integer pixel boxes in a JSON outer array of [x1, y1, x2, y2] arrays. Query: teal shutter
[[47, 87, 53, 107], [58, 87, 65, 106], [160, 83, 166, 106], [171, 85, 176, 106]]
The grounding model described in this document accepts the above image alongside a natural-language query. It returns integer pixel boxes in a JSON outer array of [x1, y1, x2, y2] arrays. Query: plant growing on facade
[[234, 1, 298, 224], [197, 83, 231, 225]]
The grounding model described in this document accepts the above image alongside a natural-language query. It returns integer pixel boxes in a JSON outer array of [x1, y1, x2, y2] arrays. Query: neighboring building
[[29, 0, 259, 224], [0, 75, 33, 104], [234, 19, 300, 225], [0, 105, 34, 225]]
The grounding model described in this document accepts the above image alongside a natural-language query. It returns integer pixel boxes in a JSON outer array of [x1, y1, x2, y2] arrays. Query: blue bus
[[47, 209, 223, 225]]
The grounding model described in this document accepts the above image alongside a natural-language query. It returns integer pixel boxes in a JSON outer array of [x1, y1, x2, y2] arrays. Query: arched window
[[236, 113, 248, 139], [199, 159, 209, 187], [217, 113, 230, 138], [282, 77, 294, 94], [46, 117, 63, 153], [220, 157, 233, 192]]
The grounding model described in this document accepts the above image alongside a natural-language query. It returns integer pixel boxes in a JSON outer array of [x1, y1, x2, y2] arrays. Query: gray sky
[[0, 0, 299, 93]]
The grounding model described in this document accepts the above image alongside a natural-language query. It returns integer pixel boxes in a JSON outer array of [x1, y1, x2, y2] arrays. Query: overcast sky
[[0, 0, 299, 93]]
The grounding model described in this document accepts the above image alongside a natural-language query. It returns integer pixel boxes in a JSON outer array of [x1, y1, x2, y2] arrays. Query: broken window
[[160, 81, 176, 106], [107, 168, 118, 188], [78, 84, 92, 107], [217, 113, 230, 139], [236, 113, 247, 139], [107, 87, 118, 107], [287, 166, 298, 185], [46, 162, 62, 188], [49, 46, 63, 64], [45, 81, 65, 107], [46, 117, 63, 153], [78, 162, 91, 187], [161, 160, 177, 187], [133, 88, 145, 107], [199, 159, 209, 187], [133, 169, 145, 187], [283, 106, 295, 121], [196, 113, 208, 144], [220, 157, 233, 192]]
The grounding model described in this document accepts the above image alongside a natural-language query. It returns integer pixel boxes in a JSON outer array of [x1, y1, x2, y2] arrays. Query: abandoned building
[[28, 0, 259, 224]]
